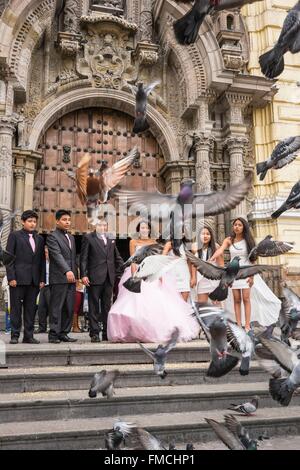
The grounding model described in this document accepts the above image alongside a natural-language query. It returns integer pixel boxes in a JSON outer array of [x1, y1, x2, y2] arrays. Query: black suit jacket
[[47, 229, 77, 285], [80, 232, 123, 285], [6, 229, 46, 286]]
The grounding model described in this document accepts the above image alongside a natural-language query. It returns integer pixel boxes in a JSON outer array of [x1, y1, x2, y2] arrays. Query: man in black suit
[[47, 209, 77, 344], [80, 218, 123, 342], [6, 210, 46, 344]]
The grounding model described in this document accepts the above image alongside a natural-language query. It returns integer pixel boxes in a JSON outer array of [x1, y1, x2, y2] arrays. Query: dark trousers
[[87, 277, 113, 337], [37, 285, 51, 331], [10, 285, 39, 340], [48, 284, 76, 340]]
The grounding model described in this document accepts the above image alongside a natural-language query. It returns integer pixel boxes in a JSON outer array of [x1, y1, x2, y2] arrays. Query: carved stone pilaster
[[194, 132, 214, 193], [139, 0, 154, 42], [223, 92, 252, 126], [216, 180, 226, 244], [63, 0, 81, 34], [225, 136, 248, 219]]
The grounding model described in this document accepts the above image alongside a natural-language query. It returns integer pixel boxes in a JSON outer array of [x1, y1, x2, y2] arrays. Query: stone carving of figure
[[92, 0, 123, 8], [64, 0, 80, 34], [16, 114, 26, 147]]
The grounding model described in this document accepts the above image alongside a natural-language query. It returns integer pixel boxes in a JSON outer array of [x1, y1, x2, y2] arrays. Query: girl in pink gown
[[107, 221, 200, 343]]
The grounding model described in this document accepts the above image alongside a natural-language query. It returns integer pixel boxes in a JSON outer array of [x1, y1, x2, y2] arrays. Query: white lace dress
[[224, 239, 281, 326]]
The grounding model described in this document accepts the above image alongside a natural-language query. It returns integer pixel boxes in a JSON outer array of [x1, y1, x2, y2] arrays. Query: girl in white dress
[[163, 241, 192, 302], [191, 226, 224, 304], [210, 218, 281, 330]]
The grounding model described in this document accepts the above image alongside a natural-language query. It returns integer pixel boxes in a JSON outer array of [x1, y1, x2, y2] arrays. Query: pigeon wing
[[185, 251, 225, 280], [235, 264, 276, 280], [136, 428, 165, 450], [145, 80, 161, 96], [102, 147, 138, 192], [224, 414, 252, 445], [275, 153, 298, 169], [226, 320, 249, 354], [283, 287, 300, 311], [205, 418, 245, 450], [138, 342, 156, 361], [76, 153, 91, 205], [164, 327, 180, 353], [114, 188, 176, 220], [259, 337, 297, 373], [135, 255, 180, 282], [277, 10, 300, 50], [192, 173, 252, 216]]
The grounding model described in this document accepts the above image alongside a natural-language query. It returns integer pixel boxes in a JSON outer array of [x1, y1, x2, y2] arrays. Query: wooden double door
[[34, 107, 164, 235]]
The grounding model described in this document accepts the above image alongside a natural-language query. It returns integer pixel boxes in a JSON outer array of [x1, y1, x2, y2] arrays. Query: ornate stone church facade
[[0, 0, 298, 292]]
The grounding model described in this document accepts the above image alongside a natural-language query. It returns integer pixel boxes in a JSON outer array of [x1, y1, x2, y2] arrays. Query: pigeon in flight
[[123, 243, 164, 268], [260, 336, 300, 406], [76, 147, 138, 225], [259, 0, 300, 78], [0, 210, 16, 267], [129, 81, 160, 134], [186, 251, 276, 301], [279, 287, 300, 345], [205, 414, 260, 450], [115, 173, 253, 224], [138, 327, 180, 378], [105, 420, 135, 450], [256, 136, 300, 181], [271, 180, 300, 219], [226, 320, 255, 376], [248, 235, 294, 262], [123, 255, 181, 293], [228, 396, 259, 416], [88, 370, 119, 398], [173, 0, 264, 45], [191, 303, 239, 377]]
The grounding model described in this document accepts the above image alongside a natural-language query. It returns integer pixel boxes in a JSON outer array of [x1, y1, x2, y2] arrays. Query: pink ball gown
[[107, 267, 200, 343]]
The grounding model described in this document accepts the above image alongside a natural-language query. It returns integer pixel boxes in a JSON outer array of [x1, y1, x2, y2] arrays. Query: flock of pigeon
[[87, 283, 300, 450]]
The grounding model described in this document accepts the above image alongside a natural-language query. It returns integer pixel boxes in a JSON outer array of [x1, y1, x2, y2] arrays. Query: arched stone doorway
[[33, 106, 165, 256]]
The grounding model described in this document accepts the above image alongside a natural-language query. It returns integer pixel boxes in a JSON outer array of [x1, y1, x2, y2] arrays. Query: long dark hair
[[197, 225, 217, 261], [230, 217, 255, 255], [136, 220, 151, 238]]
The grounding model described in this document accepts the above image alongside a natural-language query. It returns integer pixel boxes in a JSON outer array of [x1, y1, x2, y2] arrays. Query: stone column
[[0, 115, 17, 245], [140, 0, 153, 42], [194, 132, 214, 193], [216, 179, 226, 244], [226, 136, 248, 220]]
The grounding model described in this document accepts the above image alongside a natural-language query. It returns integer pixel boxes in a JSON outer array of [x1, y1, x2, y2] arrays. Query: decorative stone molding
[[80, 13, 137, 32], [89, 0, 125, 16], [57, 32, 82, 57], [63, 0, 81, 34], [134, 42, 159, 66]]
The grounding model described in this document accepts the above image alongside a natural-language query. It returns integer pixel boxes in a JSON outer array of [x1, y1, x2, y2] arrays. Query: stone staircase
[[0, 333, 299, 450]]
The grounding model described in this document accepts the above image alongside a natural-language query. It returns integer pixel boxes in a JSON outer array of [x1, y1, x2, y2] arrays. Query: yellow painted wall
[[242, 0, 300, 272]]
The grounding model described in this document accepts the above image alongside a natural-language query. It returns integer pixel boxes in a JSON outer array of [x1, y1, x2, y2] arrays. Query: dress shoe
[[91, 335, 100, 343], [49, 338, 61, 344], [10, 337, 18, 344], [23, 338, 40, 344], [59, 335, 77, 343]]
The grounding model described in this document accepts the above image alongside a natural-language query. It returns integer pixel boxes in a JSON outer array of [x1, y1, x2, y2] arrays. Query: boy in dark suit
[[6, 210, 46, 344], [47, 209, 77, 344], [80, 218, 123, 342]]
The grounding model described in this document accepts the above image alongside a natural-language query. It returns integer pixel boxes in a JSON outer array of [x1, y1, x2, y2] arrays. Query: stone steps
[[4, 339, 209, 368], [0, 361, 268, 393], [0, 381, 296, 424], [0, 406, 300, 450]]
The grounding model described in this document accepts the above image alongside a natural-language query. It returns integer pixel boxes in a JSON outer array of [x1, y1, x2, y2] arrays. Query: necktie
[[29, 233, 36, 253], [101, 234, 107, 246], [65, 233, 72, 249]]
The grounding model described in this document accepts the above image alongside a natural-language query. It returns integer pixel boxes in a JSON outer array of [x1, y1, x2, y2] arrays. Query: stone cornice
[[80, 14, 138, 32]]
